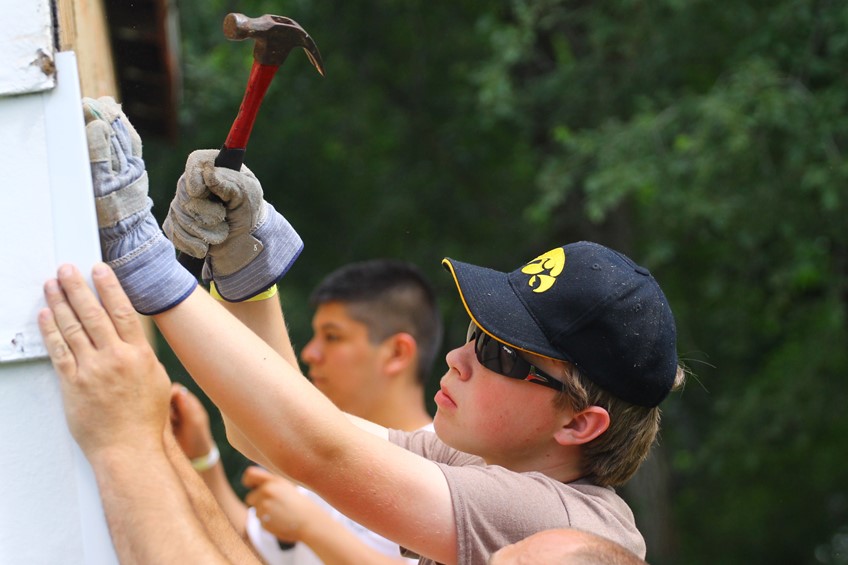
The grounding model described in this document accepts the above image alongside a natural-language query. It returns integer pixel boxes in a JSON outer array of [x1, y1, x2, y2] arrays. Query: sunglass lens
[[476, 334, 499, 366], [498, 344, 520, 377]]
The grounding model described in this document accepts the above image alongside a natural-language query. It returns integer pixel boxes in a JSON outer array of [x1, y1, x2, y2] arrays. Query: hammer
[[215, 13, 325, 170], [179, 13, 324, 274]]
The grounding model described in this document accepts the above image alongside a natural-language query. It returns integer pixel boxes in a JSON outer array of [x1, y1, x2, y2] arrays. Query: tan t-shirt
[[388, 429, 645, 565]]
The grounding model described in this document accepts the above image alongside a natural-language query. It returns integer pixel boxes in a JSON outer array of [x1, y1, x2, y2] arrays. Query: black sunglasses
[[466, 322, 563, 392]]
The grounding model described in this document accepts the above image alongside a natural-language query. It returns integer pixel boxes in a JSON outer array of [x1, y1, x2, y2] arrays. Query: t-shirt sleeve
[[387, 428, 484, 466], [388, 429, 645, 562], [437, 465, 647, 562]]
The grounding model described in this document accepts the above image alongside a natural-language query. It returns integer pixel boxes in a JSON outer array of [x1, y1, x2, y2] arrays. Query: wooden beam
[[55, 0, 158, 347], [56, 0, 120, 98]]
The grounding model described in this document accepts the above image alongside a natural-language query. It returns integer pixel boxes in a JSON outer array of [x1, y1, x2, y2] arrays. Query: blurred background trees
[[136, 1, 848, 562]]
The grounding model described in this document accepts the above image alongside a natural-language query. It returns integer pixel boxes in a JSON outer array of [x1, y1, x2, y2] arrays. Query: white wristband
[[191, 444, 220, 472]]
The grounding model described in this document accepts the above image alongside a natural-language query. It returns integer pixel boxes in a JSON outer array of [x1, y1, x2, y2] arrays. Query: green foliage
[[140, 0, 848, 562], [471, 0, 848, 562]]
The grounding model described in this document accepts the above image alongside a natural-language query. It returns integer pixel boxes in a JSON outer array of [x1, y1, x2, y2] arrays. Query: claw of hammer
[[178, 14, 324, 275], [216, 13, 324, 171], [223, 13, 324, 73]]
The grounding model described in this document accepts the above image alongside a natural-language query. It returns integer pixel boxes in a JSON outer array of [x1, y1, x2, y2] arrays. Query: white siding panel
[[0, 52, 118, 564], [0, 0, 55, 95]]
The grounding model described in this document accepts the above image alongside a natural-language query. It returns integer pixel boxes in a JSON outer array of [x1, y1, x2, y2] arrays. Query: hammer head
[[223, 13, 325, 75]]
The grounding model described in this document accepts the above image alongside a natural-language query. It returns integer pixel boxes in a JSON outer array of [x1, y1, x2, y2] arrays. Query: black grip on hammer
[[215, 145, 246, 171], [177, 146, 244, 279]]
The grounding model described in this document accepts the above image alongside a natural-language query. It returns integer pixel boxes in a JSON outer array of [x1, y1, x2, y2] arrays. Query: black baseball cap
[[442, 241, 678, 407]]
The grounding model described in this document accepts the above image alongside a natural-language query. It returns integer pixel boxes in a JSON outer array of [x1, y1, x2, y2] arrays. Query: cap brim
[[442, 258, 564, 361]]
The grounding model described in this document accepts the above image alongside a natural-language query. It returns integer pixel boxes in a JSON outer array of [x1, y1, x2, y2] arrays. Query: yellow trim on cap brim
[[442, 258, 563, 363]]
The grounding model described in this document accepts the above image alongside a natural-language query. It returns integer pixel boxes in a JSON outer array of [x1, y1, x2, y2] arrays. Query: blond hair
[[553, 363, 686, 487]]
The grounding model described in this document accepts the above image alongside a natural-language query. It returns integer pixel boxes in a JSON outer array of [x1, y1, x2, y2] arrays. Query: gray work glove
[[84, 96, 197, 315], [163, 149, 303, 302]]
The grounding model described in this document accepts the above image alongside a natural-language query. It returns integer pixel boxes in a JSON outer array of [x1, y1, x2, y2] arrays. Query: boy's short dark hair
[[310, 259, 443, 385]]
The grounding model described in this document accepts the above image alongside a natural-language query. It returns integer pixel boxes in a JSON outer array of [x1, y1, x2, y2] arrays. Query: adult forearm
[[89, 444, 231, 565], [200, 463, 251, 538], [220, 413, 280, 473], [163, 432, 253, 554]]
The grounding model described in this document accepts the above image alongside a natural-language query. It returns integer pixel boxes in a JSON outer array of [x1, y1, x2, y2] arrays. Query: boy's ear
[[382, 332, 417, 377], [553, 406, 610, 446]]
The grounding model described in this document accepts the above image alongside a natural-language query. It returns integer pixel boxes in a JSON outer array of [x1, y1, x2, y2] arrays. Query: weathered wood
[[57, 0, 119, 97]]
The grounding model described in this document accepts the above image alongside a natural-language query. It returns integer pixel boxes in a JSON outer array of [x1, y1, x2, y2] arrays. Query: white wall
[[0, 3, 118, 561]]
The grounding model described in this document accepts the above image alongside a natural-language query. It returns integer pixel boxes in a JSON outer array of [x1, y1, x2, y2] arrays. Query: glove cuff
[[207, 203, 303, 302], [108, 227, 198, 315]]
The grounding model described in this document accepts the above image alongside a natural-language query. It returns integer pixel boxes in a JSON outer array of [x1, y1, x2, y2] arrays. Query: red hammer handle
[[180, 62, 279, 275], [215, 62, 280, 170]]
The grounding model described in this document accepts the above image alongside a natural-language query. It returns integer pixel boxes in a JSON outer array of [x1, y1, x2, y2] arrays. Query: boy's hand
[[83, 96, 196, 315], [163, 149, 304, 302], [243, 466, 322, 543], [170, 384, 217, 460]]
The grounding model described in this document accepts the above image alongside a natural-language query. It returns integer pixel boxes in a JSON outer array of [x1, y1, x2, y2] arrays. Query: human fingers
[[244, 482, 278, 511], [173, 385, 210, 424], [169, 384, 215, 457], [203, 165, 260, 206], [182, 149, 217, 198], [55, 264, 118, 350], [37, 304, 78, 380], [242, 465, 274, 490], [43, 269, 95, 358], [244, 488, 261, 509], [170, 384, 186, 425], [90, 263, 147, 346], [245, 474, 297, 510]]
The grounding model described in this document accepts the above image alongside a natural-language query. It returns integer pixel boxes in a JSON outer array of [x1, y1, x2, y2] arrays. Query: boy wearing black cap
[[400, 241, 684, 561], [40, 102, 684, 565]]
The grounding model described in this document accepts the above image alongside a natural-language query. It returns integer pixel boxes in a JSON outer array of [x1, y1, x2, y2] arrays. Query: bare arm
[[212, 295, 390, 471], [301, 524, 415, 565], [176, 392, 410, 565], [38, 264, 241, 565], [154, 286, 458, 564], [89, 444, 233, 565], [163, 431, 261, 563], [215, 294, 300, 468], [243, 467, 414, 565], [170, 384, 250, 537], [217, 291, 298, 368]]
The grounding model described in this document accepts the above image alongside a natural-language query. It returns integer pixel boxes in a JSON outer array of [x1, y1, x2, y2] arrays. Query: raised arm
[[152, 286, 454, 562], [211, 291, 301, 466], [80, 97, 458, 564], [172, 386, 416, 565]]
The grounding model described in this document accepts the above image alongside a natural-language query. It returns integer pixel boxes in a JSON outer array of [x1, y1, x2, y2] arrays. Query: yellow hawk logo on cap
[[521, 248, 565, 293]]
